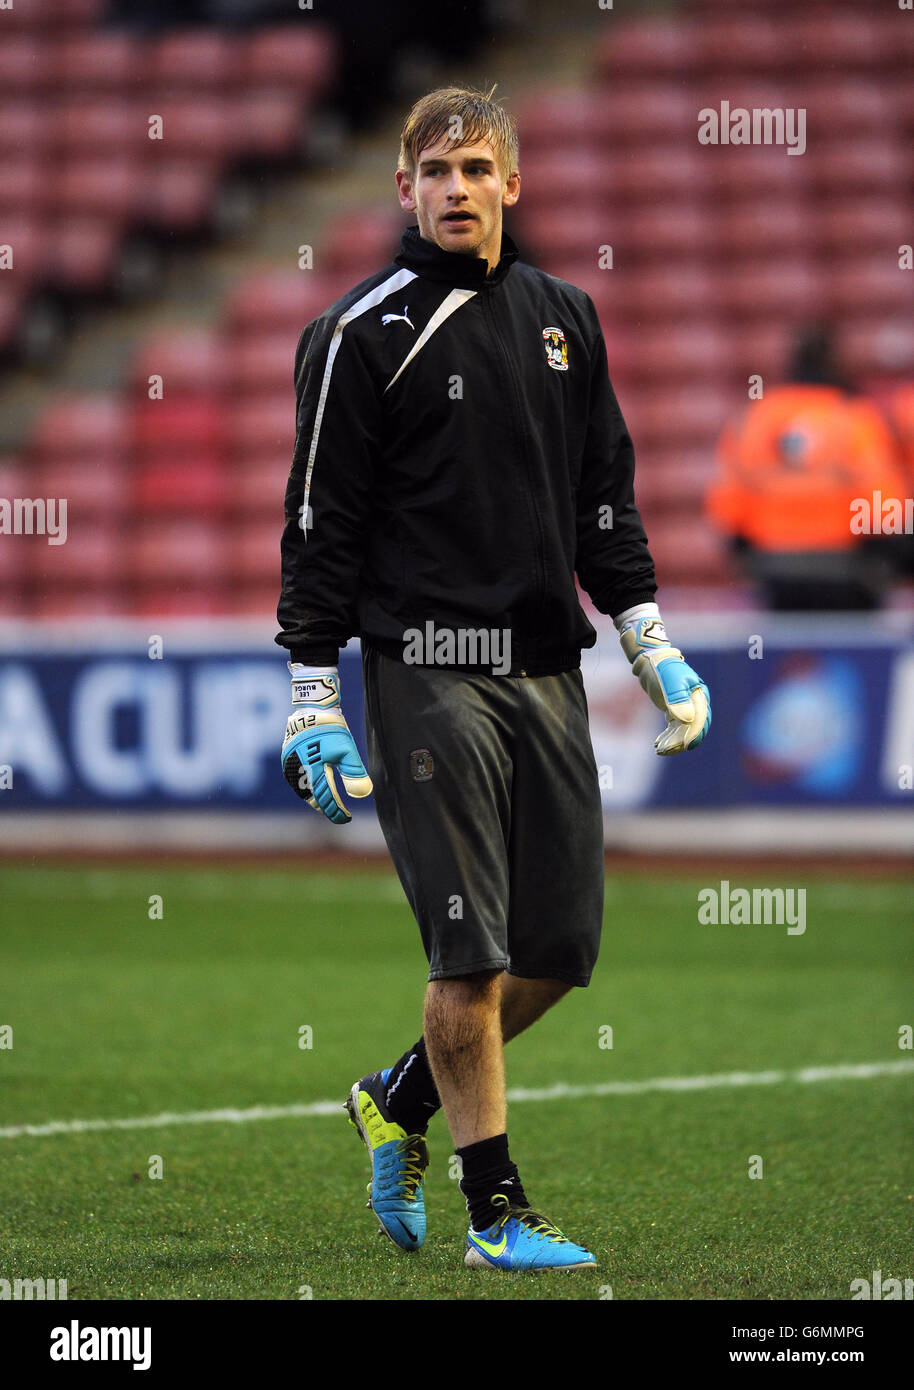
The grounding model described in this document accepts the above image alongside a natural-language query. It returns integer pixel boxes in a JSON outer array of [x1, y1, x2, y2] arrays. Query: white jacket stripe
[[302, 268, 417, 541], [384, 287, 478, 393]]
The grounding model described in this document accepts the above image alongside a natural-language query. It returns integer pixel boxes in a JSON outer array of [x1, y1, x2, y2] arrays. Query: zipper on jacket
[[479, 289, 548, 624]]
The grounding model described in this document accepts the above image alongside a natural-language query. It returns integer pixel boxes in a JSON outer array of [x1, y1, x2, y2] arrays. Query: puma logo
[[381, 306, 415, 330]]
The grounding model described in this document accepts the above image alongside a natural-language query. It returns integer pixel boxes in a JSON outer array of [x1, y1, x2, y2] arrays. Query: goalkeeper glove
[[281, 667, 373, 824], [617, 608, 711, 755]]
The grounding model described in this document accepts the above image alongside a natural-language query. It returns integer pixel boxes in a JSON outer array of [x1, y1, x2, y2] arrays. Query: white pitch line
[[1, 1060, 912, 1141]]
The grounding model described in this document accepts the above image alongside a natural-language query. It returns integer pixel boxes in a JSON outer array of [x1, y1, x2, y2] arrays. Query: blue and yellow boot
[[345, 1070, 429, 1251], [464, 1194, 597, 1270]]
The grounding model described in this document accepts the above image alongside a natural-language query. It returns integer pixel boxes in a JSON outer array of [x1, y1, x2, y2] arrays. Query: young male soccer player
[[277, 87, 711, 1271]]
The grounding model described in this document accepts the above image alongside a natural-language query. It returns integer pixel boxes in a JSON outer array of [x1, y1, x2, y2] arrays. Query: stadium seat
[[145, 30, 242, 91], [322, 212, 404, 274], [227, 270, 353, 333], [55, 156, 140, 221], [243, 24, 337, 97], [231, 453, 292, 519], [825, 258, 914, 317], [234, 90, 309, 161], [840, 319, 914, 380], [130, 330, 228, 397], [132, 397, 225, 458], [35, 459, 129, 521], [613, 203, 719, 263], [229, 397, 295, 458], [133, 519, 228, 586], [596, 18, 699, 81], [134, 458, 228, 517], [814, 200, 911, 256], [720, 260, 823, 325], [230, 334, 297, 395], [0, 37, 52, 93], [717, 203, 815, 260], [230, 521, 283, 584], [593, 86, 696, 144], [52, 32, 143, 92], [44, 216, 123, 293], [138, 160, 222, 232], [31, 395, 129, 459]]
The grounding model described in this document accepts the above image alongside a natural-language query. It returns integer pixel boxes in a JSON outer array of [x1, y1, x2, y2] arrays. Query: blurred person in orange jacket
[[706, 327, 910, 609]]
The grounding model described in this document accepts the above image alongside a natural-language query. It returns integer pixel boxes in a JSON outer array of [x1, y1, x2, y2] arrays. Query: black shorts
[[361, 644, 605, 987]]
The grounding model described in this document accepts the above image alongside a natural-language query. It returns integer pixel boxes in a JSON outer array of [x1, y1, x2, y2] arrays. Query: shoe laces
[[487, 1192, 569, 1244], [398, 1134, 429, 1201]]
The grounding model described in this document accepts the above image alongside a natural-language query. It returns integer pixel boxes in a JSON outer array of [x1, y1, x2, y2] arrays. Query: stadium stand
[[2, 0, 913, 616]]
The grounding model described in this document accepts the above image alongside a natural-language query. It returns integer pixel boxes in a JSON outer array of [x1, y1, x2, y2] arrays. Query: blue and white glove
[[616, 606, 711, 755], [281, 665, 373, 824]]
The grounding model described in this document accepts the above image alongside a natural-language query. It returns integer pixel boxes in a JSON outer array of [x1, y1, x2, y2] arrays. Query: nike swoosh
[[386, 1217, 419, 1245], [469, 1230, 507, 1258]]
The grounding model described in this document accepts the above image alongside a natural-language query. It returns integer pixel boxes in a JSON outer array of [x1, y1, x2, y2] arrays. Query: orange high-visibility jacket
[[706, 384, 906, 551]]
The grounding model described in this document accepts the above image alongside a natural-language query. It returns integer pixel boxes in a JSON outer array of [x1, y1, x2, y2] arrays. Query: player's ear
[[396, 169, 416, 213], [502, 171, 521, 209]]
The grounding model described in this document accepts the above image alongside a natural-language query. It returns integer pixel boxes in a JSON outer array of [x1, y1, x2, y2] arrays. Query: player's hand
[[281, 672, 373, 824], [619, 616, 711, 755]]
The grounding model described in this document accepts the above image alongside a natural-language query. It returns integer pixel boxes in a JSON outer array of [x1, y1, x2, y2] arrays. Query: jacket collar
[[395, 224, 519, 288]]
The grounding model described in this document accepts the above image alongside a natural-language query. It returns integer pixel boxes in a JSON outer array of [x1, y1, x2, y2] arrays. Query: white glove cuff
[[612, 602, 661, 633]]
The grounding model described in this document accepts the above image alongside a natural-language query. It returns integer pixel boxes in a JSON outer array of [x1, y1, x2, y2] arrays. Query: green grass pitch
[[0, 862, 910, 1301]]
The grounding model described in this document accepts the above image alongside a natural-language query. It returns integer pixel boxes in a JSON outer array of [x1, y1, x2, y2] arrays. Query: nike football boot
[[464, 1194, 597, 1270], [345, 1070, 429, 1251]]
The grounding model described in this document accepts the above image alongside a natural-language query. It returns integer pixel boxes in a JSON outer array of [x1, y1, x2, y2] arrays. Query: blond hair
[[398, 85, 519, 183]]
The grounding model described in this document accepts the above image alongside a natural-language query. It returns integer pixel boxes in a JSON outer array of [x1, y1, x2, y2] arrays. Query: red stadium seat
[[621, 322, 734, 384], [613, 146, 714, 202], [133, 519, 228, 585], [322, 212, 404, 274], [27, 524, 125, 588], [145, 30, 242, 91], [602, 203, 718, 264], [515, 205, 614, 266], [227, 270, 352, 332], [510, 149, 616, 211], [699, 16, 782, 75], [243, 24, 337, 98], [0, 156, 50, 217], [229, 397, 295, 459], [596, 18, 699, 81], [230, 334, 298, 395], [132, 398, 226, 457], [825, 258, 914, 318], [514, 91, 607, 151], [35, 459, 129, 520], [777, 13, 886, 73], [720, 260, 824, 325], [230, 454, 291, 519], [134, 458, 228, 517], [130, 330, 228, 397], [803, 78, 896, 135], [138, 159, 222, 232], [717, 202, 816, 260], [613, 265, 722, 321], [840, 319, 914, 380], [0, 38, 52, 93], [814, 200, 911, 257], [31, 395, 129, 459], [624, 385, 733, 448], [55, 156, 140, 221], [52, 32, 144, 92], [807, 139, 910, 196], [230, 520, 283, 584], [0, 101, 52, 156], [636, 514, 732, 585], [234, 90, 307, 160], [51, 96, 149, 156], [44, 216, 123, 292], [593, 86, 696, 144]]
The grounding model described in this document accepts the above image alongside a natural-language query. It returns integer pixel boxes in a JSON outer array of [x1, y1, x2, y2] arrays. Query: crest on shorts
[[410, 748, 435, 782], [542, 326, 568, 372]]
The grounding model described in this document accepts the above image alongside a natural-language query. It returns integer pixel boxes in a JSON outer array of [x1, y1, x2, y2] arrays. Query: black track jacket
[[276, 226, 657, 675]]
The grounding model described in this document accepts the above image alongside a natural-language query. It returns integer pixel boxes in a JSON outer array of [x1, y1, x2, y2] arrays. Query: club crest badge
[[542, 326, 568, 372]]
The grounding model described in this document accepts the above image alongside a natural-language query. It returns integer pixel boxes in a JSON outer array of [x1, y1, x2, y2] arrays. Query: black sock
[[457, 1133, 529, 1232], [383, 1037, 441, 1134]]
